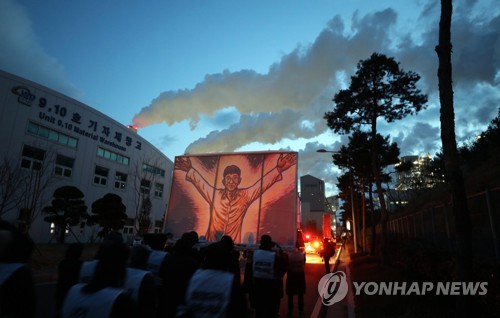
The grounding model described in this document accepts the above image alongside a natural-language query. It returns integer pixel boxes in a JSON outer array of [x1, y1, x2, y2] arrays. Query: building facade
[[0, 70, 173, 244], [299, 174, 334, 236]]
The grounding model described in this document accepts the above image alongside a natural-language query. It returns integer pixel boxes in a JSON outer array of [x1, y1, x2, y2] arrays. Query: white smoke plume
[[132, 1, 499, 163]]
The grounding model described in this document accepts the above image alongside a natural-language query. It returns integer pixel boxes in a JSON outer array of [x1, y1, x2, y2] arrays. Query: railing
[[386, 186, 500, 261]]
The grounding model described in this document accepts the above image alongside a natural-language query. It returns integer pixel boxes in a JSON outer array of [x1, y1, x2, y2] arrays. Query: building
[[0, 70, 173, 244], [299, 174, 334, 236], [394, 154, 432, 191]]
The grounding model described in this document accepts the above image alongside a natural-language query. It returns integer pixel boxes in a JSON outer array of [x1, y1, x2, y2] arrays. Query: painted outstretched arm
[[276, 153, 297, 173], [247, 153, 297, 201], [175, 157, 214, 204]]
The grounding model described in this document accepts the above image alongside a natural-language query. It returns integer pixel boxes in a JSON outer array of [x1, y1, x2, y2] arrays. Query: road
[[35, 252, 330, 318]]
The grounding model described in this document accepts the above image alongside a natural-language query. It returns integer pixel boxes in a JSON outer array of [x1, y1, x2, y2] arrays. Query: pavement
[[313, 242, 356, 318]]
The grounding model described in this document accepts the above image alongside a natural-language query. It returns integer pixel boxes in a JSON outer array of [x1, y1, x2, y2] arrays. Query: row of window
[[97, 147, 130, 165], [27, 121, 78, 149], [93, 165, 164, 197], [142, 163, 166, 177], [20, 144, 164, 197]]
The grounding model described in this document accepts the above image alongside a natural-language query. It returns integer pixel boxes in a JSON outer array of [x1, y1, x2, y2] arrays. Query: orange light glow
[[127, 124, 139, 132]]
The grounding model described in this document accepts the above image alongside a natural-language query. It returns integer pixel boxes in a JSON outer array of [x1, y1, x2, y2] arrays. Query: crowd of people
[[0, 221, 319, 318]]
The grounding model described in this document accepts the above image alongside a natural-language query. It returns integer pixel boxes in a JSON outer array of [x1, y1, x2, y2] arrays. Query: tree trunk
[[371, 126, 389, 264], [368, 183, 376, 255], [436, 0, 472, 316]]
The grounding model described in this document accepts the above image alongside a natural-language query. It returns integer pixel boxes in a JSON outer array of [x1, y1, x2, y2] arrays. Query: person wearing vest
[[61, 238, 137, 318], [177, 242, 246, 318], [126, 244, 157, 317], [157, 237, 200, 318], [285, 248, 306, 315], [252, 234, 284, 318], [55, 243, 83, 317], [0, 220, 36, 318]]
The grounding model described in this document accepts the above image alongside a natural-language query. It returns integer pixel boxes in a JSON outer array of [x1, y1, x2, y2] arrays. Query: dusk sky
[[1, 0, 498, 196]]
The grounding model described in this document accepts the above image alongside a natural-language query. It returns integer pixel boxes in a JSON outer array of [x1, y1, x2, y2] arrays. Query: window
[[27, 121, 78, 149], [122, 218, 135, 235], [154, 183, 164, 198], [93, 166, 109, 186], [114, 171, 127, 190], [140, 179, 151, 195], [142, 163, 165, 177], [97, 147, 129, 166], [123, 226, 134, 235], [50, 222, 68, 234], [21, 145, 45, 171], [153, 220, 163, 233], [54, 154, 74, 178]]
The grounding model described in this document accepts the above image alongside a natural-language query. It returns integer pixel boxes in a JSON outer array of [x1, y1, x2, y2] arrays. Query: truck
[[164, 151, 299, 248], [323, 213, 332, 239]]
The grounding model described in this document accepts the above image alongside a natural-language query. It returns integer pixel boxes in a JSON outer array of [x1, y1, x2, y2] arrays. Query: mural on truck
[[165, 151, 298, 246]]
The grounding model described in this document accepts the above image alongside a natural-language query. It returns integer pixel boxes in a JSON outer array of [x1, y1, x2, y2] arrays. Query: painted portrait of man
[[165, 152, 298, 245]]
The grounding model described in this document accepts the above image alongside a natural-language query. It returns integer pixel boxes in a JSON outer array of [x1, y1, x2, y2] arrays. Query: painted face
[[223, 173, 241, 191]]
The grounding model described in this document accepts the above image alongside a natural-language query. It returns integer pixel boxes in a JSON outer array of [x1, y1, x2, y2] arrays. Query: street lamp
[[316, 148, 358, 253]]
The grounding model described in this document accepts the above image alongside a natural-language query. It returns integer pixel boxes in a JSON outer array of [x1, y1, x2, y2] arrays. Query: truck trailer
[[164, 150, 299, 248]]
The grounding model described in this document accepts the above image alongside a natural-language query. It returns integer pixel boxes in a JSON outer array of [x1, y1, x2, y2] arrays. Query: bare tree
[[130, 156, 164, 236], [0, 157, 25, 219], [0, 145, 60, 234]]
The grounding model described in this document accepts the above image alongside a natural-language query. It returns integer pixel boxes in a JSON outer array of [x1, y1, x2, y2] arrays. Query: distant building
[[394, 154, 433, 191], [299, 174, 333, 236], [326, 195, 340, 237], [388, 154, 444, 212], [0, 70, 173, 243]]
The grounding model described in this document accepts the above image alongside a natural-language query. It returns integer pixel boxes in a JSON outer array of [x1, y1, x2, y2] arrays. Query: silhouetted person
[[126, 244, 157, 317], [286, 248, 306, 316], [320, 238, 335, 274], [242, 249, 256, 311], [157, 237, 199, 318], [61, 236, 137, 318], [177, 242, 246, 317], [55, 243, 83, 316], [220, 235, 241, 283], [0, 220, 36, 318], [252, 234, 285, 318]]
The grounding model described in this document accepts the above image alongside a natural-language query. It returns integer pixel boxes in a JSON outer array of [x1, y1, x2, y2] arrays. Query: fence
[[387, 186, 500, 261]]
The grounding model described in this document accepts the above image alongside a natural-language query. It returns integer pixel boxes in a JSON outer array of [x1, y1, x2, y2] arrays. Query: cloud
[[0, 0, 81, 98], [132, 9, 404, 163], [131, 1, 499, 194]]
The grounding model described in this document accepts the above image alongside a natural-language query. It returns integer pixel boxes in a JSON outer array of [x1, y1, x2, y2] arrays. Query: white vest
[[147, 250, 167, 277], [287, 251, 305, 272], [252, 249, 276, 279], [79, 260, 98, 283], [124, 267, 153, 302], [182, 268, 234, 318], [0, 263, 24, 285], [61, 283, 125, 318]]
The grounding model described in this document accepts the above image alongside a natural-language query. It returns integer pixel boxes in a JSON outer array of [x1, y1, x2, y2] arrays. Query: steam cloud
[[132, 2, 499, 162]]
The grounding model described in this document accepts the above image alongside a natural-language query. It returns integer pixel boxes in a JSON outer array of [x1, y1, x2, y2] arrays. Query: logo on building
[[317, 271, 349, 306], [11, 86, 36, 106]]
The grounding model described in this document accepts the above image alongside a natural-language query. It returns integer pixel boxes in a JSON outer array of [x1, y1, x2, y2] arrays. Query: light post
[[317, 149, 358, 253]]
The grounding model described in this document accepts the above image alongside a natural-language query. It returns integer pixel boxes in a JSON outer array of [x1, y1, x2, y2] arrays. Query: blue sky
[[1, 0, 499, 196]]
